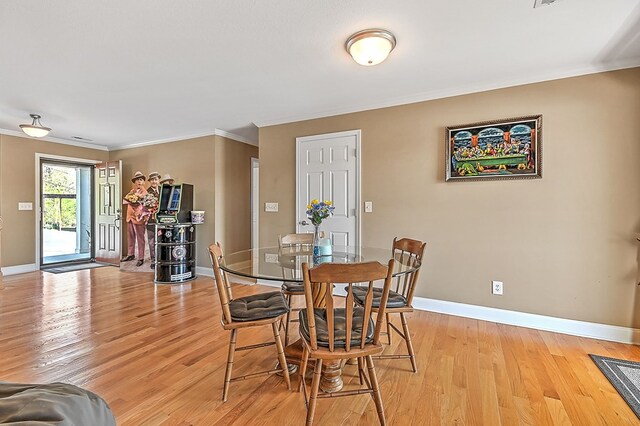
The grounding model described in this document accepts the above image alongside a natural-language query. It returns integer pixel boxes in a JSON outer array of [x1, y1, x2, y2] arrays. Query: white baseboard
[[412, 296, 640, 345], [211, 277, 640, 345], [1, 263, 37, 276], [256, 279, 280, 288], [197, 266, 258, 286], [195, 266, 213, 278]]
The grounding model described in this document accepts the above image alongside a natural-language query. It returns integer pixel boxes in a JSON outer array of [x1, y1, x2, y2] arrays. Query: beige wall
[[110, 136, 216, 267], [214, 135, 258, 255], [0, 134, 108, 267], [259, 67, 640, 328], [110, 135, 257, 267]]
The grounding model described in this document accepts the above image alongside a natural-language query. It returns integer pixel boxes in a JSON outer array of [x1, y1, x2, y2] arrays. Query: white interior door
[[296, 130, 360, 247], [94, 161, 122, 265]]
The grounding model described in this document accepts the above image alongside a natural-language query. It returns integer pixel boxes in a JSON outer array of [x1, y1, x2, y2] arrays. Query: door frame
[[35, 153, 101, 269], [295, 129, 362, 248], [251, 157, 259, 251]]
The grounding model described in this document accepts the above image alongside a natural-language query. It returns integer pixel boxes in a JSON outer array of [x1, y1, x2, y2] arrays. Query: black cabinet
[[154, 223, 197, 284]]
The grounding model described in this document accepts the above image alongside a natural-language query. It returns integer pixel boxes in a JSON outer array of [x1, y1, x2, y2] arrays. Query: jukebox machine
[[154, 183, 197, 284], [155, 183, 193, 224]]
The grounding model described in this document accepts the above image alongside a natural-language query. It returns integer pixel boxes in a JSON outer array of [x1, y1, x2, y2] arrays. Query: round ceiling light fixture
[[20, 114, 51, 137], [345, 29, 396, 66]]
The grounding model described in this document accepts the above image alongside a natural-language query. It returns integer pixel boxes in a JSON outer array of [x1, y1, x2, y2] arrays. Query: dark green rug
[[590, 354, 640, 419]]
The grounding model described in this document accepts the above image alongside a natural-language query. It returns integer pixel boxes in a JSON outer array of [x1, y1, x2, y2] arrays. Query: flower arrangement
[[124, 189, 159, 222], [124, 190, 142, 204], [306, 199, 335, 226], [140, 193, 159, 213]]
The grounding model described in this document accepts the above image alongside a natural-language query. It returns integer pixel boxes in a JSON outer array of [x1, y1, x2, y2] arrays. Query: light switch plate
[[265, 253, 279, 263], [18, 202, 33, 211], [364, 201, 373, 213], [265, 202, 279, 212]]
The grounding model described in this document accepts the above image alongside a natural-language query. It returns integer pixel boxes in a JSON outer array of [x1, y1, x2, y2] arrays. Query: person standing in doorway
[[122, 171, 148, 267], [146, 172, 161, 269]]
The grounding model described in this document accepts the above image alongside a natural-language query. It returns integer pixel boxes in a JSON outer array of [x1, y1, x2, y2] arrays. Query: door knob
[[299, 220, 309, 226]]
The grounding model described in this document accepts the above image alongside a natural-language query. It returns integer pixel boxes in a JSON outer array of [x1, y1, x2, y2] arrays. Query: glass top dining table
[[219, 245, 420, 282]]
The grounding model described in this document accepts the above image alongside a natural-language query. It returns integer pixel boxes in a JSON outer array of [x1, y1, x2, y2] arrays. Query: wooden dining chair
[[298, 260, 395, 425], [352, 237, 426, 372], [278, 233, 314, 346], [208, 243, 291, 402]]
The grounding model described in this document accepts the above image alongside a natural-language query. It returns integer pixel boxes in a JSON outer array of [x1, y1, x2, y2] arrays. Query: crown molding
[[0, 128, 109, 151], [253, 60, 640, 128], [109, 131, 218, 151], [213, 129, 258, 146], [110, 129, 257, 151]]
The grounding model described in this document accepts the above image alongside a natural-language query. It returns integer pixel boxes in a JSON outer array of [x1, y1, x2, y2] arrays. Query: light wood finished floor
[[1, 268, 639, 425]]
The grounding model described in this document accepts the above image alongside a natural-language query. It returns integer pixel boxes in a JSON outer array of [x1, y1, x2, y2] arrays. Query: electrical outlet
[[265, 202, 278, 212], [492, 280, 503, 295], [264, 253, 279, 263]]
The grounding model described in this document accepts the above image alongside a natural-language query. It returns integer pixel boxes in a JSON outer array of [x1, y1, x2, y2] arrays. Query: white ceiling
[[1, 0, 639, 150]]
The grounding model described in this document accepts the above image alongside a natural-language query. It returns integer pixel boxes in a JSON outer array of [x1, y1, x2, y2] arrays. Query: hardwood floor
[[1, 267, 639, 425]]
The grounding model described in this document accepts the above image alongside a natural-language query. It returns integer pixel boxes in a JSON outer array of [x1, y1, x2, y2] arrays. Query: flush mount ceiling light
[[20, 114, 51, 137], [345, 29, 396, 66]]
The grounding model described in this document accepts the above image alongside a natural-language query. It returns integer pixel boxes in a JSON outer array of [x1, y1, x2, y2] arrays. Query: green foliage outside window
[[42, 165, 77, 230]]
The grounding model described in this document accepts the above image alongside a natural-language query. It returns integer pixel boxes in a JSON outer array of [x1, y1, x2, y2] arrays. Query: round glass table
[[220, 246, 421, 393], [220, 246, 420, 282]]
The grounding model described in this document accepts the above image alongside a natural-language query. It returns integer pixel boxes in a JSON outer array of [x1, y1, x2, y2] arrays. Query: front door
[[296, 130, 360, 247], [95, 161, 122, 265], [40, 160, 94, 265]]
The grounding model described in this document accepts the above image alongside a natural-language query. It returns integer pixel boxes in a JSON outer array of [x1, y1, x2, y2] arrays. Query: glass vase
[[313, 224, 321, 257]]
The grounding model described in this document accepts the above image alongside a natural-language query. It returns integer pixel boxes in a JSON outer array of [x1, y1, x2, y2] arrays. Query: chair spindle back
[[301, 260, 395, 352], [278, 233, 314, 247], [208, 243, 234, 325], [391, 237, 426, 305], [278, 233, 314, 281]]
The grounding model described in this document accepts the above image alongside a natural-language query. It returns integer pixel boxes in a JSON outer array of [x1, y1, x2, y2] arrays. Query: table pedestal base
[[284, 339, 343, 393]]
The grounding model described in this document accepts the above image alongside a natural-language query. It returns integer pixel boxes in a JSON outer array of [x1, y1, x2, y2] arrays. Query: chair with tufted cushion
[[298, 260, 395, 426], [353, 237, 425, 373], [278, 233, 314, 345], [208, 243, 291, 402]]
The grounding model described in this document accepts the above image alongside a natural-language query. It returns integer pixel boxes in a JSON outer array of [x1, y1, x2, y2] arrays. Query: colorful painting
[[446, 115, 542, 181]]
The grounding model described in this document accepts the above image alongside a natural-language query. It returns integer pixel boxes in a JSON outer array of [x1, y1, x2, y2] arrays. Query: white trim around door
[[35, 153, 102, 270], [295, 129, 362, 248]]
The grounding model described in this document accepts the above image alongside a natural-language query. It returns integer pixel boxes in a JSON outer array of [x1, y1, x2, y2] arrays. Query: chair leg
[[223, 329, 237, 402], [299, 345, 310, 394], [357, 356, 364, 385], [272, 322, 291, 390], [400, 312, 417, 373], [284, 294, 293, 346], [386, 313, 392, 345], [306, 358, 323, 426], [365, 355, 386, 426]]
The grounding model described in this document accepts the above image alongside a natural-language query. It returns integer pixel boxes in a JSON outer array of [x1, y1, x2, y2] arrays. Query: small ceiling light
[[345, 29, 396, 66], [20, 114, 51, 138]]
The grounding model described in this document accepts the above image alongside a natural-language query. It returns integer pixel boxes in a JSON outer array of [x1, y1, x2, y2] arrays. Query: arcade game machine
[[154, 183, 197, 284]]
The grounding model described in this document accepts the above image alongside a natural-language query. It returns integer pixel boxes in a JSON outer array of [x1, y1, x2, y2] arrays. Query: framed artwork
[[445, 115, 542, 182]]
